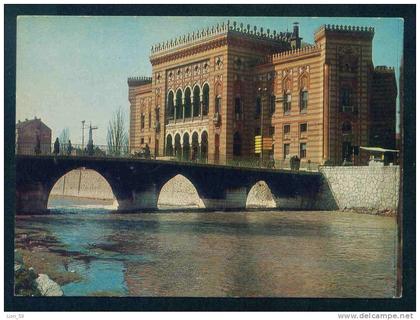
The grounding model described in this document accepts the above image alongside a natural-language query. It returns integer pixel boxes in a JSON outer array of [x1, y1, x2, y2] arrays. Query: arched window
[[165, 135, 173, 156], [300, 89, 308, 112], [235, 97, 242, 119], [255, 96, 261, 119], [148, 112, 151, 128], [342, 121, 352, 135], [200, 131, 208, 162], [182, 132, 190, 161], [193, 86, 200, 117], [283, 91, 291, 113], [174, 134, 182, 160], [167, 91, 174, 120], [214, 133, 220, 162], [141, 113, 145, 129], [340, 87, 353, 112], [270, 94, 276, 115], [233, 132, 242, 157], [215, 96, 222, 113], [155, 107, 160, 124], [202, 84, 209, 116], [191, 132, 199, 161], [184, 87, 192, 118], [175, 89, 183, 119]]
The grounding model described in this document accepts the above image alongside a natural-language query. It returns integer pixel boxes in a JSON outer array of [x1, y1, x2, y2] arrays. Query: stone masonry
[[319, 165, 400, 211]]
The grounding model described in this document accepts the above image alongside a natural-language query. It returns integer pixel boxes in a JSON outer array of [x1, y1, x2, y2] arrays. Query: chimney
[[293, 22, 299, 37], [291, 22, 302, 49]]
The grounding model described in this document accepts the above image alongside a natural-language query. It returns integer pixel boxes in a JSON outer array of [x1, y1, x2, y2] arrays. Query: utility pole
[[86, 122, 98, 155], [81, 120, 87, 149]]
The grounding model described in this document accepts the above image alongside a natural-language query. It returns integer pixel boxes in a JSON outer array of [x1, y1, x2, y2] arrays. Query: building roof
[[150, 20, 294, 58], [16, 117, 51, 132]]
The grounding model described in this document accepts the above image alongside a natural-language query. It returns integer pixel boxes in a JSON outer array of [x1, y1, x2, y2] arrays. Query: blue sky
[[16, 16, 403, 145]]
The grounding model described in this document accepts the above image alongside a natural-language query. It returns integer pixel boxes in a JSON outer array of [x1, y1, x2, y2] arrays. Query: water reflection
[[16, 199, 398, 297]]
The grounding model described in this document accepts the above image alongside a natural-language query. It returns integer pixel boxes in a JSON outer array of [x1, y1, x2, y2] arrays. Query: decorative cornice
[[127, 76, 152, 86], [271, 45, 322, 64], [374, 66, 395, 73], [151, 33, 290, 66], [150, 20, 293, 59]]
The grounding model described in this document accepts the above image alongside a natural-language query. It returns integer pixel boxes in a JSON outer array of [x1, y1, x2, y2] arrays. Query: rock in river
[[35, 274, 64, 296]]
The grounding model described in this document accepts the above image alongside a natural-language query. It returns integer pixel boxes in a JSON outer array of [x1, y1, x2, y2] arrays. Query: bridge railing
[[15, 143, 321, 171], [16, 143, 131, 158]]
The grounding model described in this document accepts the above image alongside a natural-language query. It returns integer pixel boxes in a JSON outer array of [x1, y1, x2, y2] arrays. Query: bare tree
[[107, 107, 128, 156], [59, 128, 70, 144]]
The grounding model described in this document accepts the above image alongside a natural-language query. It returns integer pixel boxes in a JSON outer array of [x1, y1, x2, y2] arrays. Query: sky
[[16, 16, 404, 145]]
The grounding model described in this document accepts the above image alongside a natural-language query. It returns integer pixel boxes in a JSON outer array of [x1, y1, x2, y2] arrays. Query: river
[[14, 197, 398, 298]]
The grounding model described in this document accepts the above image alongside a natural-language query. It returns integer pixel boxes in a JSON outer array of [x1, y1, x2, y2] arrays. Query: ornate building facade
[[128, 21, 396, 166]]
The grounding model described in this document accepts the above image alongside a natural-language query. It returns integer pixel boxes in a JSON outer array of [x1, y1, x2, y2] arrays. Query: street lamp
[[81, 120, 86, 149], [258, 87, 268, 167]]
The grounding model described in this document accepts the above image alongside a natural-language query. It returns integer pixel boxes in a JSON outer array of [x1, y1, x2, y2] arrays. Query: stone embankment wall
[[319, 166, 400, 211], [50, 169, 115, 200]]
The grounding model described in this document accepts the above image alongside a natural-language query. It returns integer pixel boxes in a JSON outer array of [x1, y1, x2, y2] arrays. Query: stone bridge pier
[[16, 155, 323, 214]]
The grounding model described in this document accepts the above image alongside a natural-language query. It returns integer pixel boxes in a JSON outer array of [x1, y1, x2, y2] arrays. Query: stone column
[[117, 185, 159, 211], [16, 182, 50, 214], [201, 187, 248, 210], [182, 97, 185, 122], [191, 99, 194, 121], [200, 94, 204, 120]]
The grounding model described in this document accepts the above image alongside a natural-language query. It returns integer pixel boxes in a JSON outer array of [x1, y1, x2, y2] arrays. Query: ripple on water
[[16, 201, 398, 297]]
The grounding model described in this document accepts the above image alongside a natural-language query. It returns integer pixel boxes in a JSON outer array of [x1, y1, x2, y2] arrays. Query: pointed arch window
[[283, 91, 291, 114], [235, 96, 242, 120], [300, 89, 308, 112], [184, 87, 192, 118], [167, 91, 174, 120], [175, 89, 183, 119], [270, 94, 276, 115], [193, 86, 200, 117], [202, 84, 209, 116]]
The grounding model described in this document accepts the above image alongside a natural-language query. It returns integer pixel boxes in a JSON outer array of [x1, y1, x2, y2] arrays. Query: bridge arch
[[157, 174, 205, 209], [47, 168, 118, 210], [246, 180, 276, 208]]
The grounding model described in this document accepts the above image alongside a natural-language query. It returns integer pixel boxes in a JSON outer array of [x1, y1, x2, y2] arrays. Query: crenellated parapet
[[272, 44, 322, 63], [315, 24, 374, 41], [127, 76, 152, 86], [316, 24, 374, 34], [150, 20, 293, 58]]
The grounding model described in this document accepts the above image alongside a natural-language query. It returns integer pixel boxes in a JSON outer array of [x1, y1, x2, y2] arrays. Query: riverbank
[[342, 208, 397, 217], [15, 224, 83, 295]]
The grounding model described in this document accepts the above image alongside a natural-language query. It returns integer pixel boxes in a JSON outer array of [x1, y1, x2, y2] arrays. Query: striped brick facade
[[129, 22, 396, 165]]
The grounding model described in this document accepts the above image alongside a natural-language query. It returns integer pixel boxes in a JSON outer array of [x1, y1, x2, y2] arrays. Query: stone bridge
[[16, 155, 324, 214]]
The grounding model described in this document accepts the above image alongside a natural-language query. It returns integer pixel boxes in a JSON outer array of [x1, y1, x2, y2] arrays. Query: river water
[[15, 197, 398, 298]]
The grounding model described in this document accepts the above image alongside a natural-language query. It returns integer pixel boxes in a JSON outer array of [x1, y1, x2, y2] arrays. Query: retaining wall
[[319, 165, 400, 211]]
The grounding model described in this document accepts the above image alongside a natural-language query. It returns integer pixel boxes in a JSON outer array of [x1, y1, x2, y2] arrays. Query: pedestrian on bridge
[[66, 140, 73, 156], [53, 138, 60, 156], [144, 144, 151, 159]]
